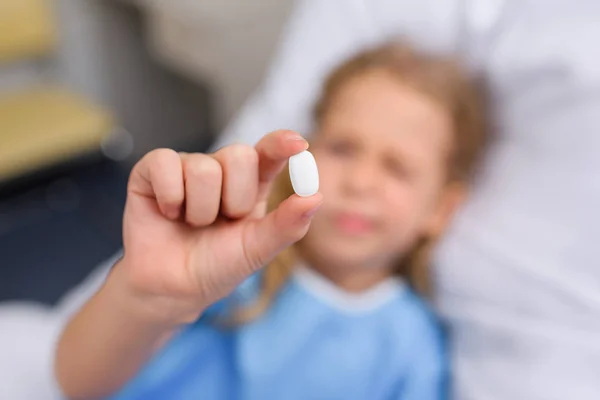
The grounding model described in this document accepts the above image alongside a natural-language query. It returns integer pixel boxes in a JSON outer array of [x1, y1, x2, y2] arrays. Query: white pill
[[289, 150, 319, 197]]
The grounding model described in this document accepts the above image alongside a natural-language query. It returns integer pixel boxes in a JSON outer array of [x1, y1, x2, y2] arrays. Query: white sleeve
[[211, 0, 463, 151], [0, 252, 121, 400]]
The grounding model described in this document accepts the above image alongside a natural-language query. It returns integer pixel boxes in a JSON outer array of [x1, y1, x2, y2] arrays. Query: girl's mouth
[[334, 212, 376, 235]]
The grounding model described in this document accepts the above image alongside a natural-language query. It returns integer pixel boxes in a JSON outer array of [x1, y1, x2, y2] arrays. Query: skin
[[299, 69, 464, 291]]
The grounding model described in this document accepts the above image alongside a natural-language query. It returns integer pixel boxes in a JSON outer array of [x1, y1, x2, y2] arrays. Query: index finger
[[255, 130, 308, 198]]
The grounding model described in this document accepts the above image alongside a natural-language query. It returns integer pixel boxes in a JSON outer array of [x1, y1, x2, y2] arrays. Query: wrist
[[104, 258, 207, 328]]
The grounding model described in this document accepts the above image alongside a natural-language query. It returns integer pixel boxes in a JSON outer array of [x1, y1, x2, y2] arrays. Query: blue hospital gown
[[109, 267, 447, 400]]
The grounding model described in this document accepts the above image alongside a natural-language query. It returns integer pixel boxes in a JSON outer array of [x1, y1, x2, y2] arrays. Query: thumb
[[242, 193, 323, 271]]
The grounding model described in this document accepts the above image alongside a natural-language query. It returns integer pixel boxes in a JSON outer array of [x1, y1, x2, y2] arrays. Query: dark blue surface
[[0, 159, 129, 305]]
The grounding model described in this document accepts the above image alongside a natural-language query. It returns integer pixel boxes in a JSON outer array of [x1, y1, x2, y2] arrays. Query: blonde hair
[[232, 41, 489, 324]]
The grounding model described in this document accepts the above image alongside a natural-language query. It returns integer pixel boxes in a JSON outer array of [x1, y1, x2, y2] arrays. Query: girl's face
[[301, 69, 458, 273]]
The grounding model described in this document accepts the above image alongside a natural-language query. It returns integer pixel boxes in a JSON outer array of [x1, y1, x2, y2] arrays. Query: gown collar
[[291, 264, 407, 314]]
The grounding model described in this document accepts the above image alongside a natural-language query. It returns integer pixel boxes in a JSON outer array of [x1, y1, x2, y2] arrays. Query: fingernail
[[301, 202, 322, 220], [285, 131, 308, 147]]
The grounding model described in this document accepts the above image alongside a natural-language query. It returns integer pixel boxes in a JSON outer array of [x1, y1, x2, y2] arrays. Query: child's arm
[[55, 130, 323, 400]]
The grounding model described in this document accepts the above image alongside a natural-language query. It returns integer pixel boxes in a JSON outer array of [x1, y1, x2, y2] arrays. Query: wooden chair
[[0, 0, 113, 181]]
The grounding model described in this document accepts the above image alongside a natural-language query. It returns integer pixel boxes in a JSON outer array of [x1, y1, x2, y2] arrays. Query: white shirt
[[3, 1, 600, 399]]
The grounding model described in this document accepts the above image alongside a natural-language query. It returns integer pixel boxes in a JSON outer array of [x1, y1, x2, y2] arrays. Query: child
[[56, 42, 487, 400]]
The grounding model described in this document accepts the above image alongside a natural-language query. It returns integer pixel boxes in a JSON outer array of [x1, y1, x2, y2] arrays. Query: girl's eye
[[325, 140, 356, 157], [385, 157, 411, 180]]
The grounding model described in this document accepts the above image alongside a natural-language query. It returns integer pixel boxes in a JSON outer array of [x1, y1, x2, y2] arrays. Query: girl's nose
[[341, 159, 380, 196]]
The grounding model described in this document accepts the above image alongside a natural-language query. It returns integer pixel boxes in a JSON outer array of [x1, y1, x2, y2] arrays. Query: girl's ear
[[424, 182, 468, 238]]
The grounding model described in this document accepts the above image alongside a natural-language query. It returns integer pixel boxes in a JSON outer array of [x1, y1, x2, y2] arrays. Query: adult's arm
[[0, 1, 462, 398]]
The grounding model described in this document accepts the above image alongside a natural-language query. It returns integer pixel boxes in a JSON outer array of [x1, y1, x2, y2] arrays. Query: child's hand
[[117, 130, 322, 325]]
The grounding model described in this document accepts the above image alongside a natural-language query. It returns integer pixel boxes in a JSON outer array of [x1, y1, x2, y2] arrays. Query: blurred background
[[0, 0, 293, 305]]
